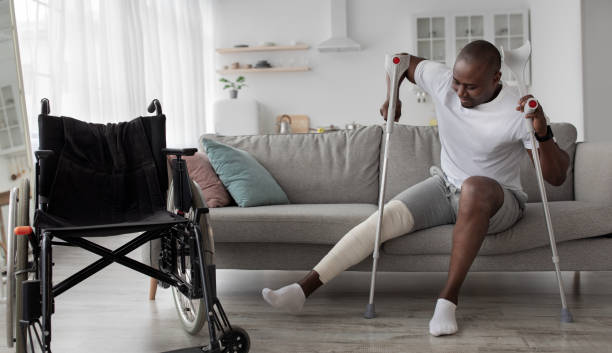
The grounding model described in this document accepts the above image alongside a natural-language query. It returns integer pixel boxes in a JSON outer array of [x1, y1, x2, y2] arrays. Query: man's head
[[452, 40, 502, 108]]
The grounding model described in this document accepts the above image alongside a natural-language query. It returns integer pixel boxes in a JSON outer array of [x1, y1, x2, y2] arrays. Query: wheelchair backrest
[[37, 114, 169, 225]]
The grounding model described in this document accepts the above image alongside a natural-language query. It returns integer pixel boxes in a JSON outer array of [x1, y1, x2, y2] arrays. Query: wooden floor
[[2, 234, 612, 353]]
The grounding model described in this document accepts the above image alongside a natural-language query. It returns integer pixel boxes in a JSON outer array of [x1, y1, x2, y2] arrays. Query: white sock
[[429, 298, 458, 336], [261, 283, 306, 314]]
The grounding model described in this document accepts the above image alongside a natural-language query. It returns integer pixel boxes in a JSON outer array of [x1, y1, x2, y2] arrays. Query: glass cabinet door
[[454, 15, 484, 56], [416, 16, 446, 64], [494, 13, 525, 51]]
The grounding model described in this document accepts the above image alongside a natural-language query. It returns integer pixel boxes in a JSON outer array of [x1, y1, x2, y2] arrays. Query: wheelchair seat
[[35, 209, 187, 238]]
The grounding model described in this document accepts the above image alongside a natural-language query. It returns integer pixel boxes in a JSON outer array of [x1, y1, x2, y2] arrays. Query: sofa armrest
[[574, 142, 612, 204]]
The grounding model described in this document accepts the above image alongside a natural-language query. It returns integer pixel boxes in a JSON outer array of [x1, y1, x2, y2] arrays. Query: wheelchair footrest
[[163, 345, 222, 353]]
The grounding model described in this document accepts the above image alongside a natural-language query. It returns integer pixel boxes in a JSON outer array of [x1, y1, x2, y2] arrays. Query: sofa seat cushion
[[383, 201, 612, 256], [209, 203, 377, 244]]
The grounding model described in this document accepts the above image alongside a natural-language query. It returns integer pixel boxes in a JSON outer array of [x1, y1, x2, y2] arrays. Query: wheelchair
[[4, 99, 249, 353]]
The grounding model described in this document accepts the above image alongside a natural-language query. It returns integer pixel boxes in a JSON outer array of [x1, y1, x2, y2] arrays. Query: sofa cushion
[[209, 203, 377, 243], [169, 152, 231, 208], [383, 201, 612, 255], [202, 139, 289, 207], [382, 125, 442, 203], [574, 141, 612, 205], [382, 123, 576, 203], [201, 126, 382, 204]]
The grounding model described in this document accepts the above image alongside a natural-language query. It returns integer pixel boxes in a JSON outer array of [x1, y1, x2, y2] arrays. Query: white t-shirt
[[414, 60, 533, 191]]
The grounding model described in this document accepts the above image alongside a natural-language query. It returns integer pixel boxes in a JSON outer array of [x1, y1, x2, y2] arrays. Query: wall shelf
[[217, 66, 310, 74], [216, 44, 309, 54]]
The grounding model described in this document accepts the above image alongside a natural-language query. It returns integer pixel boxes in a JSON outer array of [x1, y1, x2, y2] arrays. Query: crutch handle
[[525, 98, 538, 114], [384, 54, 411, 134], [523, 98, 539, 134]]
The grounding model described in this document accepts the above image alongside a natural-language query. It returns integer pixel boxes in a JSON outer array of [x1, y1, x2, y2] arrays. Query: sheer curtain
[[15, 0, 215, 149]]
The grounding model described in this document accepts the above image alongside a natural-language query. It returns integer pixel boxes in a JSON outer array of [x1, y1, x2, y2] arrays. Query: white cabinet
[[414, 10, 531, 85]]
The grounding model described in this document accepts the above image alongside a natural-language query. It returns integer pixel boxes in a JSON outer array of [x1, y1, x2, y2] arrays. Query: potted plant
[[220, 76, 247, 99]]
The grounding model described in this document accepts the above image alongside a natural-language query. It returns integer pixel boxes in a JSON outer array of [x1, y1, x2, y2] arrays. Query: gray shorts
[[391, 167, 527, 234]]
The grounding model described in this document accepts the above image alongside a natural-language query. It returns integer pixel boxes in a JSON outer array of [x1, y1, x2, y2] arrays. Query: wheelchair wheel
[[168, 180, 209, 334], [15, 179, 30, 353], [5, 179, 31, 351], [220, 326, 250, 353]]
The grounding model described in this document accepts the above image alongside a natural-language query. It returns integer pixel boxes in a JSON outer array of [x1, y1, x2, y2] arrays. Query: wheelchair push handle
[[147, 99, 163, 115], [41, 98, 50, 115]]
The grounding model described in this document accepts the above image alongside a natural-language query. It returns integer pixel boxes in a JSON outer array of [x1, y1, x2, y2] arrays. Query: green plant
[[219, 76, 247, 90]]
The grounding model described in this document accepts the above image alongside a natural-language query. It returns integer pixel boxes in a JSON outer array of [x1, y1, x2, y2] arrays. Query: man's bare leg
[[430, 176, 504, 336]]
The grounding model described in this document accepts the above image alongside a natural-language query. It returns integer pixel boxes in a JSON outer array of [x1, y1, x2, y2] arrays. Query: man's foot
[[429, 298, 458, 336], [261, 283, 306, 314]]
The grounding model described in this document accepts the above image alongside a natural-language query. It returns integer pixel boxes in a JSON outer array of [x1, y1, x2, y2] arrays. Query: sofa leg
[[149, 277, 158, 300], [573, 271, 581, 296]]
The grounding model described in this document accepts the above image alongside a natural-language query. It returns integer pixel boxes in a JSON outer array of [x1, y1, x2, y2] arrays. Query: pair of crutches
[[365, 42, 573, 323]]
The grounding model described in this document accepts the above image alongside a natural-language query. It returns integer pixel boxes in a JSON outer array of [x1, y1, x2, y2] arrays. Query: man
[[261, 40, 569, 336]]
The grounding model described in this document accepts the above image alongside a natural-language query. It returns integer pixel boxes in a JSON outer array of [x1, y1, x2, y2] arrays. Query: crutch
[[365, 54, 411, 319], [502, 41, 573, 323]]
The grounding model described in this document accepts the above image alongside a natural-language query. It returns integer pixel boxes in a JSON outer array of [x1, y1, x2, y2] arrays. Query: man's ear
[[493, 70, 502, 84]]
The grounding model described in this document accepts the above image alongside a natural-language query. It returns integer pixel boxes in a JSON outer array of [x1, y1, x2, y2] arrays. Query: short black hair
[[456, 40, 501, 74]]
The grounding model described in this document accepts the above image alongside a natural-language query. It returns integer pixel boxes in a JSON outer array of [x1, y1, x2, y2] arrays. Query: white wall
[[211, 0, 584, 139], [582, 0, 612, 142]]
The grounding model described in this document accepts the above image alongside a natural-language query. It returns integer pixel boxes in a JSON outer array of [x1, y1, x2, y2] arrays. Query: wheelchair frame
[[12, 99, 248, 353]]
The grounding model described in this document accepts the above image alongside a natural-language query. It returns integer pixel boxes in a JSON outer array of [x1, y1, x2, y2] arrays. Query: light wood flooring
[[1, 234, 612, 353]]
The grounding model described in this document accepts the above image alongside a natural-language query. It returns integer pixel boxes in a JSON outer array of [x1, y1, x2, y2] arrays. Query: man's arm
[[518, 95, 570, 186], [380, 54, 426, 122], [526, 141, 570, 186]]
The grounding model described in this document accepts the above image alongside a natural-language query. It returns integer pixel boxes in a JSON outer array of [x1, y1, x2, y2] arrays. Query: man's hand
[[380, 99, 402, 122], [516, 94, 547, 136]]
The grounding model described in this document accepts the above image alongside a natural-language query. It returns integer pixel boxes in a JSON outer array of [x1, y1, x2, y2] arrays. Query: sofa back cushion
[[383, 123, 576, 203], [200, 125, 382, 204], [383, 125, 442, 203]]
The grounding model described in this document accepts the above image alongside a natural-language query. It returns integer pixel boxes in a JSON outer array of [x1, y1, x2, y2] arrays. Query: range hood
[[318, 0, 361, 52]]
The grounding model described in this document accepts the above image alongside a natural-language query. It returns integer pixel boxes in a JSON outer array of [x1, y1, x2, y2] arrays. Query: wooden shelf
[[216, 44, 309, 54], [217, 66, 310, 74]]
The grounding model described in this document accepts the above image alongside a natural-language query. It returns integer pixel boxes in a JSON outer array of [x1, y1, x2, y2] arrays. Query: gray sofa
[[200, 123, 612, 273]]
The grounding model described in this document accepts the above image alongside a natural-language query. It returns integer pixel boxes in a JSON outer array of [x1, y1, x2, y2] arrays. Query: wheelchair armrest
[[167, 151, 194, 214], [35, 150, 55, 161], [163, 148, 197, 157]]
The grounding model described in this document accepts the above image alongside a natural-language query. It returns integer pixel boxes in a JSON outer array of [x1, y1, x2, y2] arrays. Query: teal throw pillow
[[201, 138, 290, 207]]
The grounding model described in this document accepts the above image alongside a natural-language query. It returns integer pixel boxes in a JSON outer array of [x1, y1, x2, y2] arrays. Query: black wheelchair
[[5, 99, 249, 353]]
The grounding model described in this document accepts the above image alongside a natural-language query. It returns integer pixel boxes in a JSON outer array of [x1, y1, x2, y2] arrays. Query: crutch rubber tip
[[561, 308, 574, 323], [364, 303, 376, 319]]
